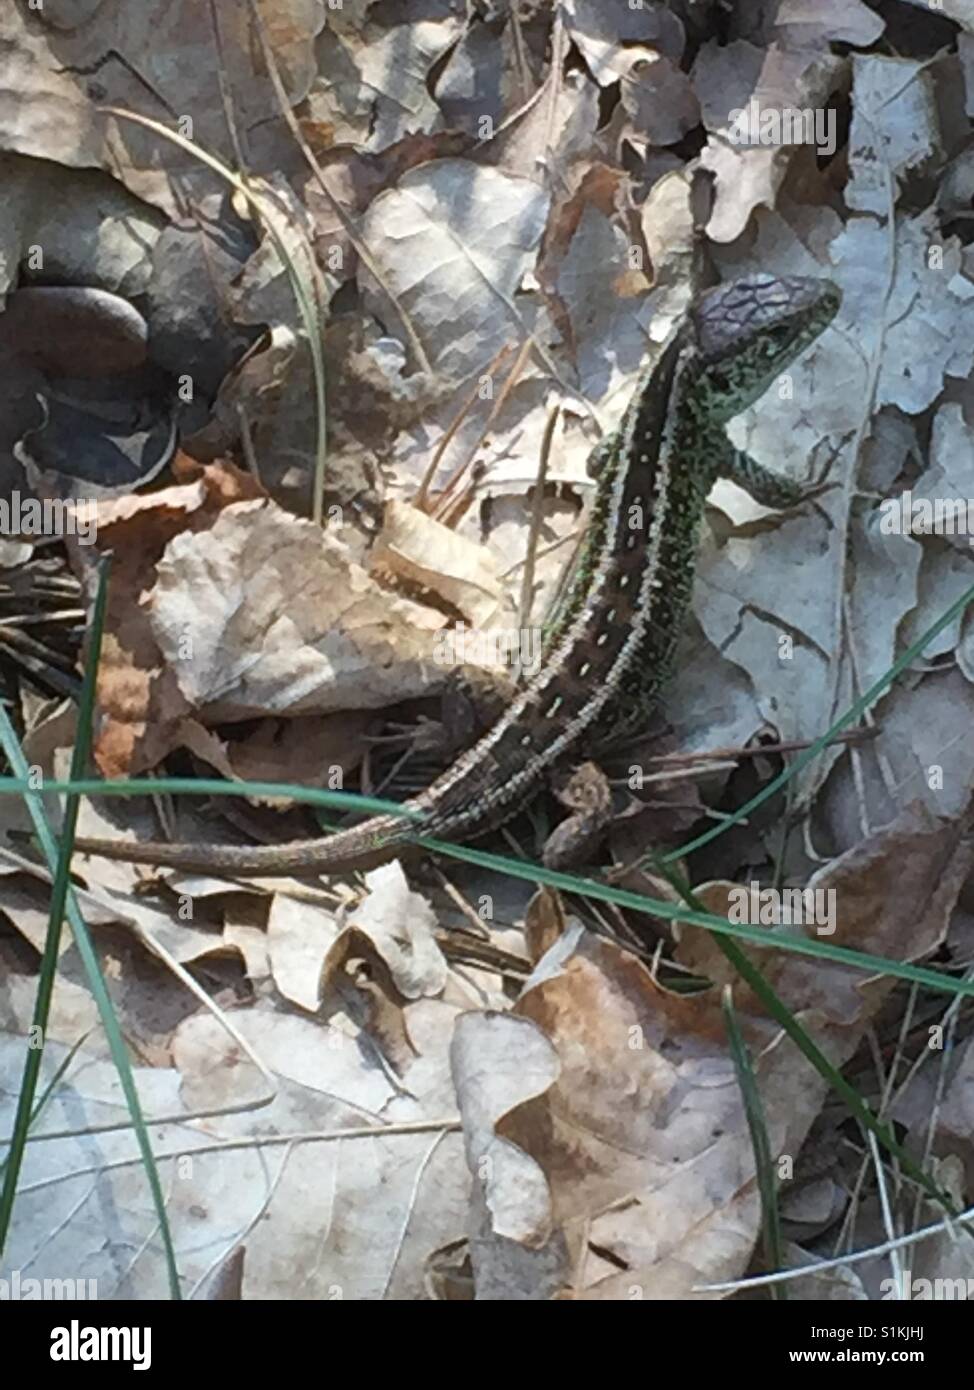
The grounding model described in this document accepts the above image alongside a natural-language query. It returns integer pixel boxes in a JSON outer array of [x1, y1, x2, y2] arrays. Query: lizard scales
[[72, 274, 840, 878]]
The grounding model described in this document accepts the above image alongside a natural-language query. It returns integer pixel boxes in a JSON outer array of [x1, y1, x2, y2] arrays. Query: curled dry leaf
[[319, 863, 448, 1006], [370, 500, 506, 631], [150, 498, 445, 719], [93, 485, 450, 778], [91, 466, 264, 777]]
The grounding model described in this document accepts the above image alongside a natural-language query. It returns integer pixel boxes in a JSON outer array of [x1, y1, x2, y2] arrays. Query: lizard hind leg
[[541, 760, 614, 869]]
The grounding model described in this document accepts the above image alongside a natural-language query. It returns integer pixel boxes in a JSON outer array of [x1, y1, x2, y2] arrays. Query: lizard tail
[[68, 811, 417, 878]]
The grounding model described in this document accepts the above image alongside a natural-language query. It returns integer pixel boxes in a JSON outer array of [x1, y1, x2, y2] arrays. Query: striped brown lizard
[[70, 274, 841, 878]]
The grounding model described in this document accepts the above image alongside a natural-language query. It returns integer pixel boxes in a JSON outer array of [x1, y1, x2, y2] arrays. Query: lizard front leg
[[722, 441, 837, 509]]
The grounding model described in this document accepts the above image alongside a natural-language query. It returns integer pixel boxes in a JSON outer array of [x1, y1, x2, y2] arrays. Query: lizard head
[[689, 274, 841, 423]]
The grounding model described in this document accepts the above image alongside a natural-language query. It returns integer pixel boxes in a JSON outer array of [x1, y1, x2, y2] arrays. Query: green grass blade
[[2, 772, 970, 1002], [0, 1029, 93, 1179], [0, 561, 181, 1297], [722, 988, 786, 1295]]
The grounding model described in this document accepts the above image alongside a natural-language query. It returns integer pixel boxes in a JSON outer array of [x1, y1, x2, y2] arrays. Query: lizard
[[69, 273, 841, 879]]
